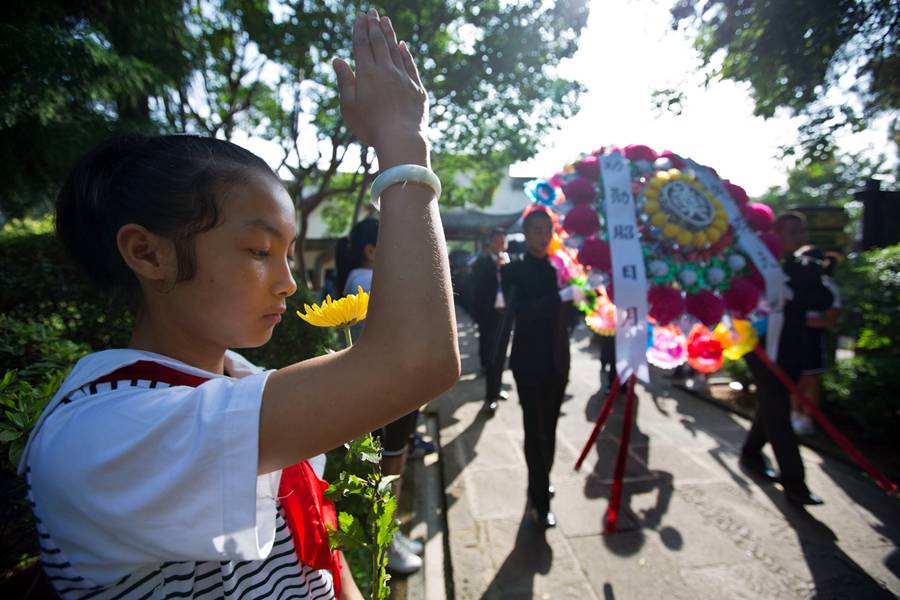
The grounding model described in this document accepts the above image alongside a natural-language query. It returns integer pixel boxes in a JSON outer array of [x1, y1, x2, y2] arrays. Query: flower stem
[[343, 326, 353, 348]]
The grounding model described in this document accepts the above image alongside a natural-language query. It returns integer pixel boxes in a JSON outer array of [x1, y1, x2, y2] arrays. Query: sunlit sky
[[239, 0, 897, 199], [509, 0, 896, 195]]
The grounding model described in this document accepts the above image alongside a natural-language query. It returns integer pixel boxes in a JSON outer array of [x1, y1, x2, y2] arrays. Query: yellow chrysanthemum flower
[[297, 286, 369, 329]]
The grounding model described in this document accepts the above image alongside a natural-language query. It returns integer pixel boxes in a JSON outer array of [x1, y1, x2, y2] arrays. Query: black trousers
[[478, 310, 509, 399], [742, 351, 807, 492], [513, 371, 567, 514]]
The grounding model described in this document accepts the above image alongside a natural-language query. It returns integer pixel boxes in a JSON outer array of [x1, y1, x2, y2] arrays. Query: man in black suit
[[471, 229, 511, 411], [740, 211, 833, 506], [502, 210, 581, 528]]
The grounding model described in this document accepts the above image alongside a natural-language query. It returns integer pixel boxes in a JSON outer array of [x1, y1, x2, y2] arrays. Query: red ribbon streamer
[[605, 374, 637, 534], [753, 346, 897, 496], [574, 373, 621, 471], [279, 462, 342, 597]]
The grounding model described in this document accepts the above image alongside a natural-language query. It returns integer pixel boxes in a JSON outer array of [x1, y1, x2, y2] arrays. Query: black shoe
[[484, 400, 498, 415], [497, 390, 510, 401], [536, 510, 557, 529], [739, 455, 777, 482], [785, 488, 824, 506], [548, 482, 556, 498]]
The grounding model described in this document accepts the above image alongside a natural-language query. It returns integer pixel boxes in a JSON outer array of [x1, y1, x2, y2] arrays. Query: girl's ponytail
[[335, 218, 379, 296]]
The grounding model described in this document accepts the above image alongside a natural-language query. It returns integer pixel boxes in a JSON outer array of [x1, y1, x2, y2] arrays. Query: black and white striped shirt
[[25, 351, 336, 600], [29, 483, 334, 600]]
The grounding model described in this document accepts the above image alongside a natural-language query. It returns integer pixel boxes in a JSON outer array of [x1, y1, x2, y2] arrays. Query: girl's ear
[[116, 224, 176, 284]]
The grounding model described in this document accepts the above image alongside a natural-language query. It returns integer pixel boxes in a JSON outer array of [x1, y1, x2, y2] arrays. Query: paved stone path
[[424, 309, 899, 599]]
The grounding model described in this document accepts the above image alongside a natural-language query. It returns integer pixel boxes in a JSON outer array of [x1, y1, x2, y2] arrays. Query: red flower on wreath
[[686, 323, 724, 373]]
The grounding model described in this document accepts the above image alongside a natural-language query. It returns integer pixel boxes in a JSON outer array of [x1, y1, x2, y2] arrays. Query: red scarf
[[92, 360, 342, 596]]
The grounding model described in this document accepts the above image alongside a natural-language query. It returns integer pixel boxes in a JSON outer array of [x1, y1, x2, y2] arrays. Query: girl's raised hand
[[333, 9, 429, 157]]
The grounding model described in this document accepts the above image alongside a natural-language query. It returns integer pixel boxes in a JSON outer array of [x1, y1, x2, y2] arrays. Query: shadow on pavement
[[757, 481, 896, 598], [581, 392, 682, 556], [480, 512, 553, 599]]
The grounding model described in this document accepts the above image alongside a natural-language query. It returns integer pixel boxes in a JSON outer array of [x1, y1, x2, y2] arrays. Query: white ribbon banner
[[685, 159, 786, 359], [600, 153, 649, 383]]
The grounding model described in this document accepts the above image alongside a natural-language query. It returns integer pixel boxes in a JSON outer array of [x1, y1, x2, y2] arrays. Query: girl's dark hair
[[335, 218, 379, 295], [56, 133, 280, 291]]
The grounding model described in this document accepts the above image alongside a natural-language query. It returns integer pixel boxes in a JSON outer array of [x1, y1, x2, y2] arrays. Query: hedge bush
[[821, 244, 900, 443], [0, 219, 134, 351], [822, 355, 900, 442], [834, 243, 900, 356]]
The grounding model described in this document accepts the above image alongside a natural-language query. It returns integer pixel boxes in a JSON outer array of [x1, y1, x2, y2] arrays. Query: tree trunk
[[295, 206, 312, 290]]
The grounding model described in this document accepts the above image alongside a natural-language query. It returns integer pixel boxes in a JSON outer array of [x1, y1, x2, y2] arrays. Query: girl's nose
[[274, 258, 298, 298]]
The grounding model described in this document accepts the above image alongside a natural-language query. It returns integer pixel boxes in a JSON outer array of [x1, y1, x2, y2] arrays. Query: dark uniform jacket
[[776, 254, 834, 379], [501, 253, 570, 376], [471, 254, 501, 324]]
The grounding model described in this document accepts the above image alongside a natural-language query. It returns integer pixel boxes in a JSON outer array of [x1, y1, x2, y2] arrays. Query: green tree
[[754, 151, 890, 214], [249, 0, 591, 282], [670, 0, 900, 162], [3, 0, 591, 285], [0, 0, 194, 218]]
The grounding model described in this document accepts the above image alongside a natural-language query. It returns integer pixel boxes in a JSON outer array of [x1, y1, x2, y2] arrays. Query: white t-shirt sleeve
[[28, 372, 278, 585]]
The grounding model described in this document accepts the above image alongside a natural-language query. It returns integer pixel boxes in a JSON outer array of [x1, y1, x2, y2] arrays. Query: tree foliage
[[2, 0, 591, 283], [754, 151, 890, 214], [0, 0, 193, 217], [670, 0, 900, 162]]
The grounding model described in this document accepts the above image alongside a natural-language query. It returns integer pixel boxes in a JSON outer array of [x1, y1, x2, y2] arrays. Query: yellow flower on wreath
[[643, 169, 729, 247], [297, 286, 369, 329]]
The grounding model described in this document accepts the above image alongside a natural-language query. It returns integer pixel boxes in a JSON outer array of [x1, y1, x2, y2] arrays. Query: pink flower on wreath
[[724, 277, 761, 317], [647, 324, 687, 369], [548, 249, 582, 288], [647, 285, 685, 325], [624, 144, 658, 162], [574, 155, 601, 180], [724, 181, 749, 206], [549, 172, 565, 189], [578, 237, 612, 272], [562, 177, 597, 204], [743, 202, 774, 232], [563, 204, 601, 237], [658, 150, 686, 169], [686, 290, 725, 327], [746, 264, 766, 291]]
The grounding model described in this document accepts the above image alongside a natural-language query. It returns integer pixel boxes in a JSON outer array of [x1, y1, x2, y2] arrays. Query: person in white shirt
[[21, 10, 459, 599]]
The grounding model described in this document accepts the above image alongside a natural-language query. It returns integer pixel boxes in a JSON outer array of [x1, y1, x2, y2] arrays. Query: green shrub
[[0, 227, 134, 351], [822, 355, 900, 442], [0, 316, 91, 471], [835, 244, 900, 356], [0, 370, 67, 469]]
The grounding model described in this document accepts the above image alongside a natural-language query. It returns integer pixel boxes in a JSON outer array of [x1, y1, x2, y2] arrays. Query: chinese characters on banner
[[600, 153, 650, 382], [686, 159, 786, 359]]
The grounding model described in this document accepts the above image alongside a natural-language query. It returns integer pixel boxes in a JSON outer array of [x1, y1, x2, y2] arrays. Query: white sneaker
[[387, 538, 422, 574], [394, 531, 424, 556]]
